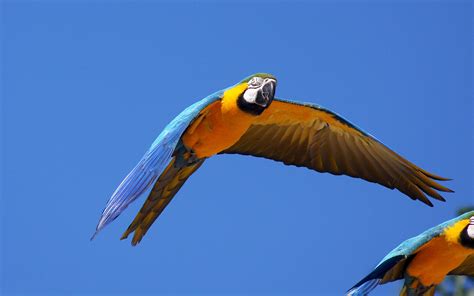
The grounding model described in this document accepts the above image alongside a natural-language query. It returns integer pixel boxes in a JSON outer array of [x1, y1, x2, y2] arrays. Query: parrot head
[[460, 216, 474, 249], [237, 73, 277, 115]]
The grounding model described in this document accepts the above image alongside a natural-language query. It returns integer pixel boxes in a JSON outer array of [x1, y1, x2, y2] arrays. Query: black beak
[[256, 79, 276, 107]]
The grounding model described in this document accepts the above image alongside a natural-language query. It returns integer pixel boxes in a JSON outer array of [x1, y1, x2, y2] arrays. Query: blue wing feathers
[[347, 255, 406, 295], [93, 91, 222, 238], [347, 279, 380, 296]]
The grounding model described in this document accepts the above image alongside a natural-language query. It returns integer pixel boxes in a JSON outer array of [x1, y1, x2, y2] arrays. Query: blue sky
[[2, 1, 472, 295]]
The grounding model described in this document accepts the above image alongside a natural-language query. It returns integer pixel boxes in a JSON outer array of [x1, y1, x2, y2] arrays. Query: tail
[[121, 157, 204, 245]]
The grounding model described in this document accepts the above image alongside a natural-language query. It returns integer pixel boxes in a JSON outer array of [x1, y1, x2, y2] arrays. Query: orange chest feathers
[[181, 95, 255, 158]]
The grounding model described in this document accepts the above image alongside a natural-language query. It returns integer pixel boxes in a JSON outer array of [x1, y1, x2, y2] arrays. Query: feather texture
[[92, 91, 222, 238], [223, 98, 452, 206], [121, 157, 204, 245]]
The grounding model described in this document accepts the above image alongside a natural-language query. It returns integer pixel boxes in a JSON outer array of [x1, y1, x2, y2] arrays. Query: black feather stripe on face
[[459, 218, 474, 249], [237, 93, 266, 115]]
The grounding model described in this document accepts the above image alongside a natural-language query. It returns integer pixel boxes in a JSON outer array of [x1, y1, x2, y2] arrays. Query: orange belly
[[182, 85, 255, 158], [406, 236, 473, 286]]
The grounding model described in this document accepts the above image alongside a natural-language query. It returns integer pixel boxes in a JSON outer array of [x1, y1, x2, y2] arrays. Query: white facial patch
[[468, 217, 474, 239], [243, 88, 259, 103]]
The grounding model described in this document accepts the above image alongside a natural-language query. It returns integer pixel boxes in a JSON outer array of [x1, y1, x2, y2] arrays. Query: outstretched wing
[[121, 157, 205, 245], [93, 91, 222, 238], [223, 98, 452, 205], [347, 212, 474, 295]]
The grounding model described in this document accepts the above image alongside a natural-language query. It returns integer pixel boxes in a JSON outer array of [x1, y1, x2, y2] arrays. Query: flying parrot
[[93, 73, 452, 245], [347, 211, 474, 296]]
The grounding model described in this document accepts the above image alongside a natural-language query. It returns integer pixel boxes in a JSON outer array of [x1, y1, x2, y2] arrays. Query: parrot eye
[[248, 77, 264, 88], [238, 77, 277, 116]]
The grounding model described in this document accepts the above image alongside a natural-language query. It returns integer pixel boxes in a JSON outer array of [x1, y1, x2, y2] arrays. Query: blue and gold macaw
[[348, 211, 474, 296], [93, 73, 452, 245]]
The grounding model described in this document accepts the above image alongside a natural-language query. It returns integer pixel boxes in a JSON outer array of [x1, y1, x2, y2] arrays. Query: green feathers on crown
[[239, 73, 277, 84]]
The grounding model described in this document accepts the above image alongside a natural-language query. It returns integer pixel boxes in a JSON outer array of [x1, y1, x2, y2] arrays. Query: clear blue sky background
[[2, 1, 472, 295]]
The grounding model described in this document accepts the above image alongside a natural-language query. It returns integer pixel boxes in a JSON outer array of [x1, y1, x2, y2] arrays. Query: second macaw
[[93, 73, 452, 245], [348, 211, 474, 296]]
